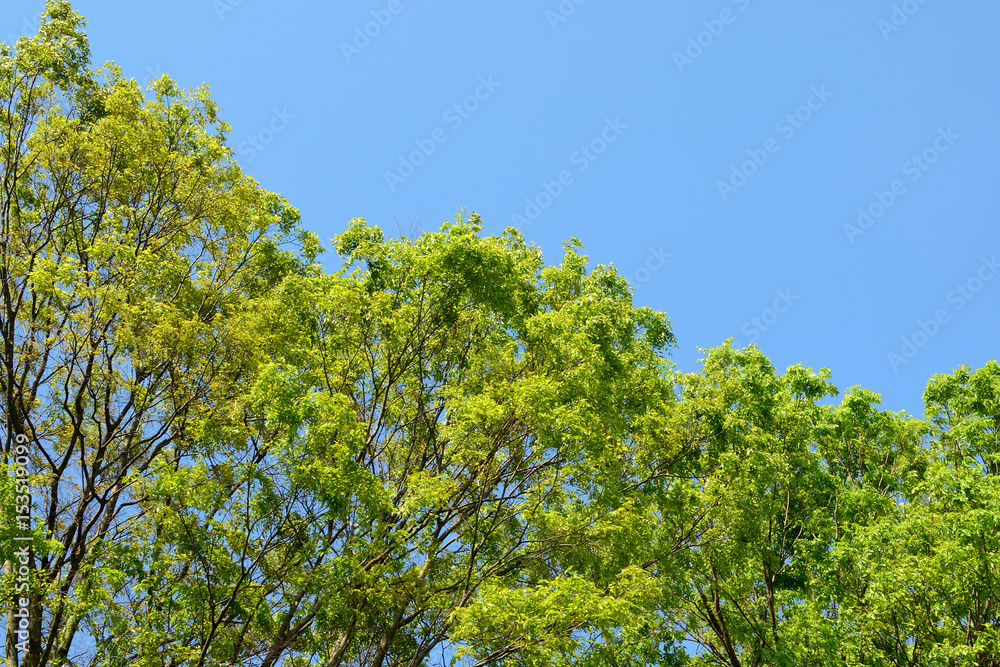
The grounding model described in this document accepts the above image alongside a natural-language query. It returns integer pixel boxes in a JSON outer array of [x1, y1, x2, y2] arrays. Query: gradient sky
[[5, 0, 998, 419]]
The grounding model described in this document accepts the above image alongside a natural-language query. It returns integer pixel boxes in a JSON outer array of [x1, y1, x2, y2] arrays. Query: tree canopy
[[3, 4, 999, 666]]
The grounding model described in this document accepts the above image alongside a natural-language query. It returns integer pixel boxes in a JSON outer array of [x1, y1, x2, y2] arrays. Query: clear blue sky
[[6, 0, 998, 418]]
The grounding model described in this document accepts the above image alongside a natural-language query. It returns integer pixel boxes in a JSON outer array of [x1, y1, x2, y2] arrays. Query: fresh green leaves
[[3, 6, 1000, 666]]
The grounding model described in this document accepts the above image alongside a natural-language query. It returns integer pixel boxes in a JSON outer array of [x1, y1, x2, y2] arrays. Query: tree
[[105, 217, 681, 666], [1, 3, 316, 665], [2, 8, 681, 665], [4, 4, 1000, 667]]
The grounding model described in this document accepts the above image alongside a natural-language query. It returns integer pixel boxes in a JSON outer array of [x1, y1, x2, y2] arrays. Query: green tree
[[775, 363, 1000, 666], [651, 346, 840, 666], [1, 8, 682, 663], [113, 217, 681, 666], [5, 4, 1000, 667], [1, 4, 315, 665]]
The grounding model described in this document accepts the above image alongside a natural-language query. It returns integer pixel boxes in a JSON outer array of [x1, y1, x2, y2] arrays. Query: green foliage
[[3, 6, 1000, 667]]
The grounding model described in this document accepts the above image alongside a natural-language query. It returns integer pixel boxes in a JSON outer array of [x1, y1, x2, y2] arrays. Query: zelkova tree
[[0, 4, 317, 665], [5, 4, 1000, 667], [118, 219, 682, 667], [1, 6, 683, 664]]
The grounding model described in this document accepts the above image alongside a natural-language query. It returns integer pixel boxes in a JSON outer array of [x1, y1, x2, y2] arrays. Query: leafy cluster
[[3, 4, 1000, 667]]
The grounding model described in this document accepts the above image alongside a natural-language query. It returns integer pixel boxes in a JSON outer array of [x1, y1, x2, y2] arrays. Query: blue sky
[[6, 0, 998, 418]]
